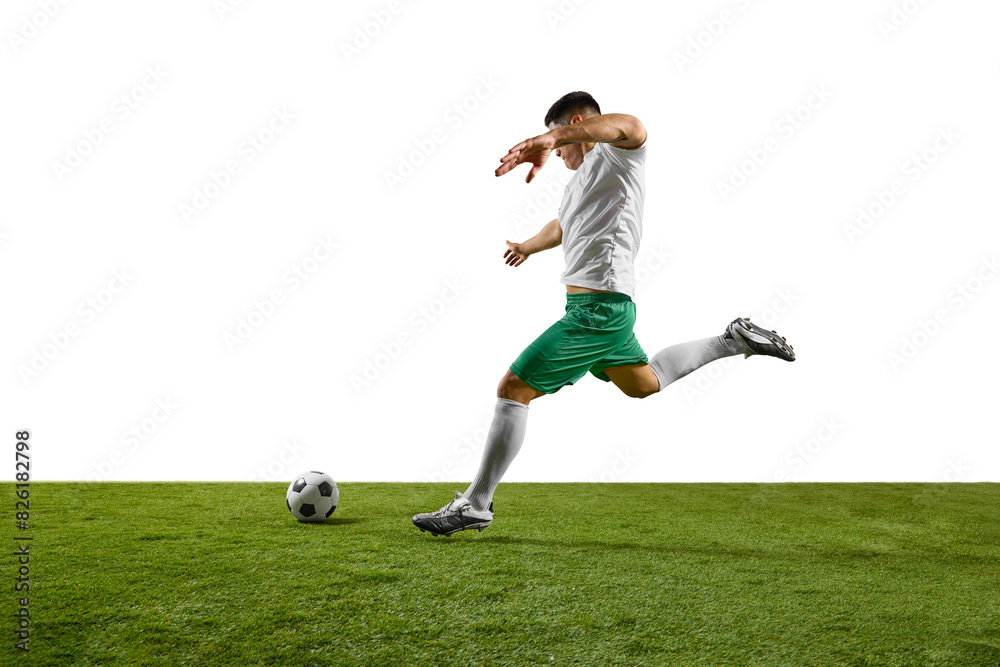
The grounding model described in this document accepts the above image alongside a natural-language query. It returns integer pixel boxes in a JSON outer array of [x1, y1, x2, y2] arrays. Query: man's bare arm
[[548, 113, 647, 150], [504, 218, 562, 267], [496, 114, 647, 181]]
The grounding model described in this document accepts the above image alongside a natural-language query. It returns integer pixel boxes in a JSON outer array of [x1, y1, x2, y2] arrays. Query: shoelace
[[431, 499, 463, 518]]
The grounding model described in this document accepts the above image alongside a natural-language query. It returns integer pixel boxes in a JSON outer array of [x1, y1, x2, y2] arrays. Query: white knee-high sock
[[464, 398, 529, 512], [649, 336, 743, 391]]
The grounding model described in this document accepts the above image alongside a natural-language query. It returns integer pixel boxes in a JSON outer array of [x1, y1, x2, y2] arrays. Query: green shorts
[[510, 292, 649, 394]]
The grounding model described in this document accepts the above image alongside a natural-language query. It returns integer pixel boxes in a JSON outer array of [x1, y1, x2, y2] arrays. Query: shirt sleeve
[[604, 141, 647, 171]]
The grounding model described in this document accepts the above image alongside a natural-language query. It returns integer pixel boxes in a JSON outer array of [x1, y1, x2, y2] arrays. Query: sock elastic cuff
[[648, 361, 665, 392], [497, 397, 529, 411]]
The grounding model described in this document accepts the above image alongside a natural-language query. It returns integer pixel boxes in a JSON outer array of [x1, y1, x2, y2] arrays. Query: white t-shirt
[[558, 140, 646, 297]]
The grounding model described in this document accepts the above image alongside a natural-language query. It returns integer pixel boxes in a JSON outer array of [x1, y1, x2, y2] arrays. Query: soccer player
[[412, 91, 794, 537]]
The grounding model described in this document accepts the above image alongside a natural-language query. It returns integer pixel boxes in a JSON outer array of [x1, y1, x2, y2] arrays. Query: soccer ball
[[286, 471, 339, 523]]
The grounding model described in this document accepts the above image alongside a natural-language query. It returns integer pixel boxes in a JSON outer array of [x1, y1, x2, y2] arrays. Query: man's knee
[[497, 371, 540, 404], [636, 375, 661, 398], [623, 384, 657, 399], [606, 365, 659, 399]]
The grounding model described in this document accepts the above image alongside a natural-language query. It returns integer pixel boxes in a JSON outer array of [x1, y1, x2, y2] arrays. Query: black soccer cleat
[[412, 492, 493, 537], [726, 316, 795, 362]]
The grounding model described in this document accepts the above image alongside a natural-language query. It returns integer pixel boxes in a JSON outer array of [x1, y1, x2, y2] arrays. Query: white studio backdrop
[[2, 0, 998, 483]]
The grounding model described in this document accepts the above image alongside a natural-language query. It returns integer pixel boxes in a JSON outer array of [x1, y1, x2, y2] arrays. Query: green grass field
[[6, 482, 999, 666]]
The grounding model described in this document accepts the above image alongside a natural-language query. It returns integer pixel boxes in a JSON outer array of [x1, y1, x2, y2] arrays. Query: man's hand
[[504, 240, 531, 267], [495, 133, 557, 183], [502, 219, 562, 269]]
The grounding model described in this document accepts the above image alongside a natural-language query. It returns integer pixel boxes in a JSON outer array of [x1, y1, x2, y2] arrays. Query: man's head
[[544, 91, 601, 170]]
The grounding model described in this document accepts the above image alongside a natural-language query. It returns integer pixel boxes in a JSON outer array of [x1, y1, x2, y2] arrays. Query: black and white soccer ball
[[286, 471, 339, 523]]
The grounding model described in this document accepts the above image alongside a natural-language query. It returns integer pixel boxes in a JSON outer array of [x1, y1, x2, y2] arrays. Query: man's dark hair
[[544, 91, 601, 127]]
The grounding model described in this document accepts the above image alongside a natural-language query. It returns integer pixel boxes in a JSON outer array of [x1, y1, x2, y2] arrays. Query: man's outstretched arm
[[496, 113, 646, 182], [548, 113, 646, 150], [504, 218, 562, 267]]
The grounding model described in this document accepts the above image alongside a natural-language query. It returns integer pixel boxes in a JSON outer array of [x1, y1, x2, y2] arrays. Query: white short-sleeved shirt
[[558, 140, 646, 297]]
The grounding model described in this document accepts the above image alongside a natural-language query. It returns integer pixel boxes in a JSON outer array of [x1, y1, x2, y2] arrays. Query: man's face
[[548, 118, 587, 170]]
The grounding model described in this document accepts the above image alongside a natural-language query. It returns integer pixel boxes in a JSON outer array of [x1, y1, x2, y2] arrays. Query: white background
[[2, 0, 998, 483]]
